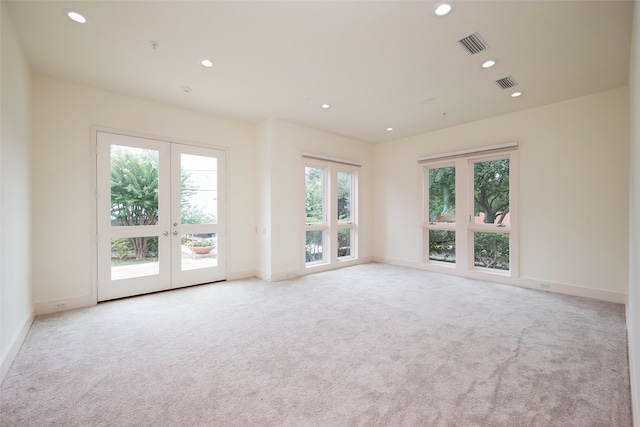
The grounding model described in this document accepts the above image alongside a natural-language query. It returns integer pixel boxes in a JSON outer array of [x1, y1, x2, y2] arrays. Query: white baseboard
[[270, 271, 298, 282], [356, 255, 375, 264], [373, 256, 627, 304], [227, 269, 257, 281], [517, 277, 626, 304], [34, 294, 97, 316], [255, 269, 272, 282], [293, 256, 375, 280], [34, 272, 258, 314], [257, 256, 376, 283], [1, 311, 35, 385]]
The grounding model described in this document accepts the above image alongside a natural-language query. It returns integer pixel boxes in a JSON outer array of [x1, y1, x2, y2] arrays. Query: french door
[[96, 131, 226, 301]]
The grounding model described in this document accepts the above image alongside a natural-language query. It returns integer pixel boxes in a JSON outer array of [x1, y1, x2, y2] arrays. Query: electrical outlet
[[539, 283, 550, 290], [53, 302, 68, 310]]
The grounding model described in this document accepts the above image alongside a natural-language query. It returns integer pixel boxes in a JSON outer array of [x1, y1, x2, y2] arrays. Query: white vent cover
[[457, 32, 490, 55], [495, 76, 518, 89]]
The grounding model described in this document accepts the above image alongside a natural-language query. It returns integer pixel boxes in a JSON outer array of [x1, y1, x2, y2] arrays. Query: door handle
[[163, 231, 169, 236], [173, 231, 178, 236]]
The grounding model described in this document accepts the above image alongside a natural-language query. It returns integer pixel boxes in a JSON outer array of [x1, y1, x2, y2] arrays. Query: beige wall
[[256, 120, 273, 278], [257, 119, 374, 280], [627, 0, 639, 424], [31, 75, 257, 308], [31, 76, 628, 301], [0, 1, 33, 381], [374, 87, 629, 301]]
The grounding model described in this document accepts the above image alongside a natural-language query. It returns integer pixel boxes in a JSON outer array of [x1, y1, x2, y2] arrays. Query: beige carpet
[[0, 263, 632, 426]]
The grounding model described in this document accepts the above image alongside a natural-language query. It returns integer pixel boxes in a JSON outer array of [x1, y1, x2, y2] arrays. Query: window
[[425, 163, 456, 263], [421, 145, 518, 277], [304, 157, 358, 267], [337, 170, 355, 259], [305, 165, 326, 263], [470, 158, 511, 271]]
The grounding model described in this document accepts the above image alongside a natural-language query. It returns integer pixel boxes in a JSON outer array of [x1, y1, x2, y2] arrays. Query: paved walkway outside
[[111, 249, 217, 280]]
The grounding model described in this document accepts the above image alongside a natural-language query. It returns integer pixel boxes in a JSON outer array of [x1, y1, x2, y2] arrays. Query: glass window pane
[[110, 236, 159, 280], [474, 232, 510, 270], [474, 159, 510, 225], [181, 154, 217, 225], [181, 233, 217, 271], [428, 166, 456, 223], [428, 230, 456, 263], [306, 230, 324, 263], [305, 167, 324, 224], [110, 145, 159, 227], [337, 228, 351, 258], [338, 171, 351, 223]]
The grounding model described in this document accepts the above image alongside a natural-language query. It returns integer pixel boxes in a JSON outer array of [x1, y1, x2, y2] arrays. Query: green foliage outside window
[[110, 147, 200, 261], [474, 232, 509, 270], [474, 159, 510, 224], [428, 166, 455, 222], [305, 167, 324, 224], [428, 230, 455, 263], [427, 159, 510, 269], [337, 171, 351, 222]]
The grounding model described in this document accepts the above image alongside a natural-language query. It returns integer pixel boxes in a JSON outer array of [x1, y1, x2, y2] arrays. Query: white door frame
[[92, 127, 229, 302]]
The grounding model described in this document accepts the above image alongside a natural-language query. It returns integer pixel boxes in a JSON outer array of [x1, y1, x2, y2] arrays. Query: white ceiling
[[6, 0, 634, 143]]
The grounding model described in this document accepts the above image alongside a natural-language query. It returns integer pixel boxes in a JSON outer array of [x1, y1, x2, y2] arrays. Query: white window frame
[[423, 160, 457, 267], [303, 156, 359, 270], [336, 167, 358, 262], [420, 145, 518, 280], [304, 161, 329, 266], [467, 152, 518, 277]]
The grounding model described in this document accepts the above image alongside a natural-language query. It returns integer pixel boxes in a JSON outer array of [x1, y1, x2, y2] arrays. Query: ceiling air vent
[[457, 32, 489, 55], [495, 76, 518, 89]]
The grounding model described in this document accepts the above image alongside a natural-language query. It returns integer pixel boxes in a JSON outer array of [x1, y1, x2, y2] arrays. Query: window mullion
[[329, 165, 338, 264]]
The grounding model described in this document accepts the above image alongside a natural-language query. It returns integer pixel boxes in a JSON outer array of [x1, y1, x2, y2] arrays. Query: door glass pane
[[111, 145, 159, 227], [111, 236, 159, 280], [305, 167, 324, 224], [181, 154, 217, 225], [428, 230, 456, 263], [338, 171, 351, 223], [181, 233, 218, 271], [474, 232, 509, 270], [428, 166, 455, 223], [337, 228, 351, 258], [474, 159, 510, 225], [306, 230, 324, 263]]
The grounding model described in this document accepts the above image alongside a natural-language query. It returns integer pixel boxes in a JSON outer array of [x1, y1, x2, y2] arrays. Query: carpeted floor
[[0, 263, 632, 426]]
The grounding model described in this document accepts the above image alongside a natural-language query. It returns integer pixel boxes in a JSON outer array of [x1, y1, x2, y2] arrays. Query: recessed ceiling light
[[482, 60, 497, 69], [66, 10, 87, 24], [201, 59, 214, 68], [321, 103, 331, 109], [433, 1, 455, 17], [511, 91, 523, 98], [386, 127, 394, 132]]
